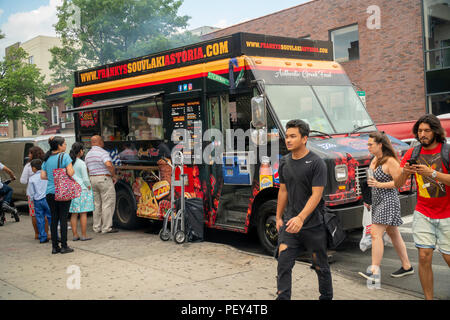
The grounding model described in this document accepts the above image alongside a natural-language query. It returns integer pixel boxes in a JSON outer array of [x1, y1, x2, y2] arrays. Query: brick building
[[204, 0, 450, 124]]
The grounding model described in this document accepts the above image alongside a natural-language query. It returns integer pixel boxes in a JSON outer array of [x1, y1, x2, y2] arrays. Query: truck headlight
[[335, 165, 348, 182]]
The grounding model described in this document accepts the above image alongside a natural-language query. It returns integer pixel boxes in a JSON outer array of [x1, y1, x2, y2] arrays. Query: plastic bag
[[360, 206, 372, 252], [360, 206, 393, 252]]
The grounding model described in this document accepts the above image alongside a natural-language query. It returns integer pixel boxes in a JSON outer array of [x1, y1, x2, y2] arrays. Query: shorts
[[412, 210, 450, 255]]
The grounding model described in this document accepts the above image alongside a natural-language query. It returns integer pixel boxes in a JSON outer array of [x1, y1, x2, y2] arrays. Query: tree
[[50, 0, 200, 102], [0, 46, 49, 132]]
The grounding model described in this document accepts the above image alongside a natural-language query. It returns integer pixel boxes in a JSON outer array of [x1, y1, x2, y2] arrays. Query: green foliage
[[50, 0, 200, 103], [0, 47, 49, 131]]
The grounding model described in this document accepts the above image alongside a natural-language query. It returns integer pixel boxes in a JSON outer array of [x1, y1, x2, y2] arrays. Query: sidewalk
[[0, 215, 419, 300]]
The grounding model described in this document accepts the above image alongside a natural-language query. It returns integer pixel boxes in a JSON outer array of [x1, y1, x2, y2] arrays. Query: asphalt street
[[201, 214, 450, 300], [4, 203, 448, 300]]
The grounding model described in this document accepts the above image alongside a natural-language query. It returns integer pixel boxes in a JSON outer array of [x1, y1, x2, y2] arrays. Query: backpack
[[410, 143, 450, 171]]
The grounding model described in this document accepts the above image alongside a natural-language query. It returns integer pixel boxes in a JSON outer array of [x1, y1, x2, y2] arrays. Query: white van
[[0, 134, 75, 200]]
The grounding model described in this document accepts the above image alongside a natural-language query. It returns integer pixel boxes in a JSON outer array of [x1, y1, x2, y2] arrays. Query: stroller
[[159, 151, 187, 244], [0, 179, 20, 226]]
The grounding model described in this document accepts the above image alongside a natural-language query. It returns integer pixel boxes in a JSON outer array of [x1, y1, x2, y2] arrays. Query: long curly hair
[[413, 114, 446, 144], [369, 131, 400, 168]]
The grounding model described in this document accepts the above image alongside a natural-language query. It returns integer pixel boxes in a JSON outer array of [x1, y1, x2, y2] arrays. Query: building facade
[[2, 36, 75, 138], [204, 0, 450, 124]]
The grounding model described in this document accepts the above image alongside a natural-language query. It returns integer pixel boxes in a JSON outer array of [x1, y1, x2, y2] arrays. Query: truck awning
[[63, 91, 164, 114]]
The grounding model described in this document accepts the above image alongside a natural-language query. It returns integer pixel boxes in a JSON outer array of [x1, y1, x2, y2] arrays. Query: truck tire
[[114, 187, 140, 229], [256, 199, 279, 255]]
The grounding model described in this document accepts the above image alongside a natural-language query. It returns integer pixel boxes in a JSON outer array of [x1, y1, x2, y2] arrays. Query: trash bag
[[177, 197, 204, 242]]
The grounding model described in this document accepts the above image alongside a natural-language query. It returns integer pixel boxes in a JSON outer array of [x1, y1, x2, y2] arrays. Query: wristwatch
[[432, 170, 438, 179]]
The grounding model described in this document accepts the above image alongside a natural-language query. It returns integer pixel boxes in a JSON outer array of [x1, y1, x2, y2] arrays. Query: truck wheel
[[114, 187, 140, 229], [257, 199, 278, 255]]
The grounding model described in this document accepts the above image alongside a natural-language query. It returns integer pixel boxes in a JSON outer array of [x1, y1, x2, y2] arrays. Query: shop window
[[128, 98, 163, 141], [101, 107, 129, 142], [330, 24, 359, 62]]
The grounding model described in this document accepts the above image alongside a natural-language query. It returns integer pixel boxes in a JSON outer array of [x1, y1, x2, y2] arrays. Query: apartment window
[[28, 56, 34, 64], [330, 24, 359, 62], [423, 0, 450, 71], [65, 105, 74, 122], [51, 105, 59, 125]]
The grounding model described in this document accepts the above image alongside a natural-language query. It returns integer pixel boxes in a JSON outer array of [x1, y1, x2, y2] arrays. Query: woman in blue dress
[[69, 142, 95, 241]]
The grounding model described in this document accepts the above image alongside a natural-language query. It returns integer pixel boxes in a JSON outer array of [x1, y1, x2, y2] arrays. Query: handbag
[[322, 207, 346, 249], [53, 153, 81, 201]]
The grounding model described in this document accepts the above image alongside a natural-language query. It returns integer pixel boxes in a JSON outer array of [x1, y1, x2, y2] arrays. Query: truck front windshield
[[265, 85, 375, 134]]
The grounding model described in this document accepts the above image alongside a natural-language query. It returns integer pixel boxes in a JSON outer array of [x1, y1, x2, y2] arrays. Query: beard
[[420, 134, 436, 147]]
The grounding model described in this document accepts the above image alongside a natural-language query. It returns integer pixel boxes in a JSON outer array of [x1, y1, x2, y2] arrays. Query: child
[[28, 159, 52, 243]]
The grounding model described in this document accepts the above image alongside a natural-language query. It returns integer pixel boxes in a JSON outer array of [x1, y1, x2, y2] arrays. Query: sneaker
[[390, 266, 414, 278], [104, 228, 119, 234], [60, 246, 74, 254]]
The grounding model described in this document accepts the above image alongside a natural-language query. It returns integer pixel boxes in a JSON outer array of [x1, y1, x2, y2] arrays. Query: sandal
[[73, 237, 80, 241], [80, 237, 92, 241]]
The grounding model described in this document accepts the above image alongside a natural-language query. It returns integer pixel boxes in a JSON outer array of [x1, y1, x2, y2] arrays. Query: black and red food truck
[[65, 33, 416, 253]]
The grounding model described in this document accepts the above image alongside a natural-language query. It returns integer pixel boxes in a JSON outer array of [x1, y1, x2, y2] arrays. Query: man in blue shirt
[[28, 159, 51, 243]]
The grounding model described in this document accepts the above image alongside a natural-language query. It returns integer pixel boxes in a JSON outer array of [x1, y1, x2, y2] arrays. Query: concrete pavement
[[0, 214, 420, 300]]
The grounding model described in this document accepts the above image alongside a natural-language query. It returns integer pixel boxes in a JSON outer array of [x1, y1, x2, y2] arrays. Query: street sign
[[357, 91, 366, 106]]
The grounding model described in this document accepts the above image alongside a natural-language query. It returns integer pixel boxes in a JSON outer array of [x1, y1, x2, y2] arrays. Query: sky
[[0, 0, 310, 59]]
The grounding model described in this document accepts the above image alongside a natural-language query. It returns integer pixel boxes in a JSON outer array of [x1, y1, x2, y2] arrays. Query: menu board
[[171, 100, 201, 132], [171, 100, 202, 163]]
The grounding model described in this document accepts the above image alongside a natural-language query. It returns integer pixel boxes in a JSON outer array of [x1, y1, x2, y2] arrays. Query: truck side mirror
[[251, 95, 266, 129]]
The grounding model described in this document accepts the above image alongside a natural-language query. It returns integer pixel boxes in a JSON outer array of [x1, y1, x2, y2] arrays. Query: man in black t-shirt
[[275, 119, 333, 300]]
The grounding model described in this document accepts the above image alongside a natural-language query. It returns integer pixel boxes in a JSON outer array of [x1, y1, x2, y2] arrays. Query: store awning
[[62, 91, 164, 114]]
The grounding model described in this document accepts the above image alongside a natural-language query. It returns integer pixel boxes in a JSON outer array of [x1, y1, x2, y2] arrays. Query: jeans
[[46, 194, 71, 249], [0, 184, 13, 205], [276, 224, 333, 300], [34, 198, 52, 242]]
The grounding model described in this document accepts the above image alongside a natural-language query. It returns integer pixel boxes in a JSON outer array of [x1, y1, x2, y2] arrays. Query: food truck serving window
[[128, 98, 163, 141]]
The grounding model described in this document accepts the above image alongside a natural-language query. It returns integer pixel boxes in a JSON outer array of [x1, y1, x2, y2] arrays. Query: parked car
[[0, 134, 75, 200]]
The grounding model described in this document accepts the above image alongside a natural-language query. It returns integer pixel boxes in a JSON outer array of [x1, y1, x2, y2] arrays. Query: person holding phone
[[358, 131, 413, 282], [394, 114, 450, 300]]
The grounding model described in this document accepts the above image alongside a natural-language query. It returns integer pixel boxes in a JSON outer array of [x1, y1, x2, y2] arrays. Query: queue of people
[[9, 135, 118, 254]]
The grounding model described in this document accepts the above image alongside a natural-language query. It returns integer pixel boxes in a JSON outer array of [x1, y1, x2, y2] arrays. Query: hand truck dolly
[[159, 151, 187, 244]]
